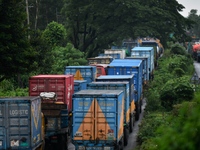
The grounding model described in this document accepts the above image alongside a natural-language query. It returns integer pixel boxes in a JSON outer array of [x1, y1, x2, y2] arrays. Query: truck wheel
[[124, 127, 129, 146], [129, 114, 134, 132], [120, 137, 124, 150], [135, 106, 140, 121], [140, 100, 142, 113]]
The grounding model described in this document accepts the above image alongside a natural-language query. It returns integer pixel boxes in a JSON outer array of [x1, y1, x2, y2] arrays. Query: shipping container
[[125, 56, 149, 83], [107, 59, 143, 121], [64, 66, 97, 84], [99, 53, 121, 59], [87, 81, 131, 145], [131, 47, 154, 79], [104, 49, 126, 59], [87, 56, 113, 64], [29, 75, 74, 112], [74, 80, 87, 93], [72, 90, 124, 150], [0, 96, 43, 150], [96, 75, 135, 132]]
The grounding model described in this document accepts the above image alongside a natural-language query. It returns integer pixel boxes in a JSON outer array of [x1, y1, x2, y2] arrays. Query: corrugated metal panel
[[72, 90, 124, 149], [29, 75, 74, 111], [87, 82, 130, 124], [0, 96, 42, 149], [64, 66, 97, 83]]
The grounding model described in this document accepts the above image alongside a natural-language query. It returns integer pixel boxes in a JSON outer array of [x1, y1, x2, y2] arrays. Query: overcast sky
[[176, 0, 200, 17]]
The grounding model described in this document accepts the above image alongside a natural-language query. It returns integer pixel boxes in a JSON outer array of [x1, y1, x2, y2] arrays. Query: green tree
[[0, 0, 37, 83], [187, 9, 200, 40], [61, 0, 193, 56], [51, 43, 87, 74], [42, 21, 67, 46]]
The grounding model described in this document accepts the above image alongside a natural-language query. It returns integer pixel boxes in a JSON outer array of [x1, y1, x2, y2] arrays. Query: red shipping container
[[29, 75, 74, 111]]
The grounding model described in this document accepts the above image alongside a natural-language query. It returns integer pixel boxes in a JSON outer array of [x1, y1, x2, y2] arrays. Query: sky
[[176, 0, 200, 17]]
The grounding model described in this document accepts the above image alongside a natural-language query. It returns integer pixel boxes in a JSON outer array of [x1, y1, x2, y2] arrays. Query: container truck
[[125, 56, 149, 85], [87, 56, 113, 65], [74, 80, 87, 93], [29, 75, 74, 150], [104, 49, 126, 59], [64, 66, 97, 83], [90, 64, 108, 77], [87, 81, 130, 146], [96, 75, 135, 132], [106, 59, 143, 121], [0, 96, 43, 150], [72, 90, 124, 150], [131, 47, 154, 80]]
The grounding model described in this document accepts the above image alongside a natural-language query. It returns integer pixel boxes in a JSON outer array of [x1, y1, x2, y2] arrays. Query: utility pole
[[25, 0, 30, 39]]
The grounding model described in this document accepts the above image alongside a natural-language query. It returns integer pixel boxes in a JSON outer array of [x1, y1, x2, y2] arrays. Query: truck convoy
[[1, 37, 163, 149]]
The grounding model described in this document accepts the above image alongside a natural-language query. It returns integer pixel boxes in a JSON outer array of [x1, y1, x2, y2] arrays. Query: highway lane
[[124, 98, 146, 150]]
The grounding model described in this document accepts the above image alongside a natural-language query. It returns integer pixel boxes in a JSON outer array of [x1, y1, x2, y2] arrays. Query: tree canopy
[[0, 0, 37, 82]]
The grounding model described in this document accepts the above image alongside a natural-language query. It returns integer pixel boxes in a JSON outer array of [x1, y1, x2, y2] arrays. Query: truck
[[96, 75, 135, 131], [87, 56, 113, 65], [104, 49, 126, 59], [87, 81, 130, 146], [125, 56, 149, 85], [72, 90, 124, 150], [29, 75, 74, 150], [90, 64, 108, 77], [131, 47, 154, 80], [64, 66, 97, 83], [106, 59, 143, 121], [74, 80, 87, 93], [0, 96, 43, 150]]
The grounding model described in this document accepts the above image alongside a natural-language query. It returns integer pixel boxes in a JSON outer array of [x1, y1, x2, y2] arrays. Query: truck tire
[[120, 137, 124, 150], [140, 100, 142, 113], [124, 127, 129, 146], [129, 114, 134, 132], [135, 102, 140, 121]]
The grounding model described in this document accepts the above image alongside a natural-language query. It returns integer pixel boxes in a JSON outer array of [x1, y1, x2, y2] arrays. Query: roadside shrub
[[160, 76, 194, 111]]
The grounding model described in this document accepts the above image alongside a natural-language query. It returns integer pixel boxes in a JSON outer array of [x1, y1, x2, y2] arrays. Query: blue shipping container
[[72, 90, 124, 149], [107, 59, 143, 103], [74, 80, 87, 93], [64, 66, 97, 84], [87, 81, 130, 124], [0, 96, 42, 150], [131, 47, 154, 77], [125, 56, 149, 82]]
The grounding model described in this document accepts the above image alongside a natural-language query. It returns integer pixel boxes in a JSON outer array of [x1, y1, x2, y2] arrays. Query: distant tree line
[[0, 0, 196, 88]]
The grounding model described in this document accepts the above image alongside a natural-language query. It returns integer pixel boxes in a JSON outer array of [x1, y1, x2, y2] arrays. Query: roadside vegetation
[[136, 43, 200, 150]]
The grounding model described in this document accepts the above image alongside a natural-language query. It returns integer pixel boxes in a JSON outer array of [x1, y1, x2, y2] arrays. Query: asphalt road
[[124, 98, 146, 150]]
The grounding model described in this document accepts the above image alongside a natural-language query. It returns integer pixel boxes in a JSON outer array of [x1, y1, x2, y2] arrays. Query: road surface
[[124, 98, 146, 150]]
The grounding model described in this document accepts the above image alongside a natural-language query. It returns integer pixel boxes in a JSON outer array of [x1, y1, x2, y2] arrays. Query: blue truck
[[106, 59, 143, 121], [96, 75, 135, 131], [64, 66, 97, 84], [87, 81, 130, 146], [131, 47, 154, 80], [72, 90, 124, 150], [0, 96, 43, 150]]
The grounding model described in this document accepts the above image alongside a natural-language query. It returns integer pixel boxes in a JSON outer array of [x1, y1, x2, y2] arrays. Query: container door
[[96, 97, 117, 141], [73, 98, 95, 141]]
